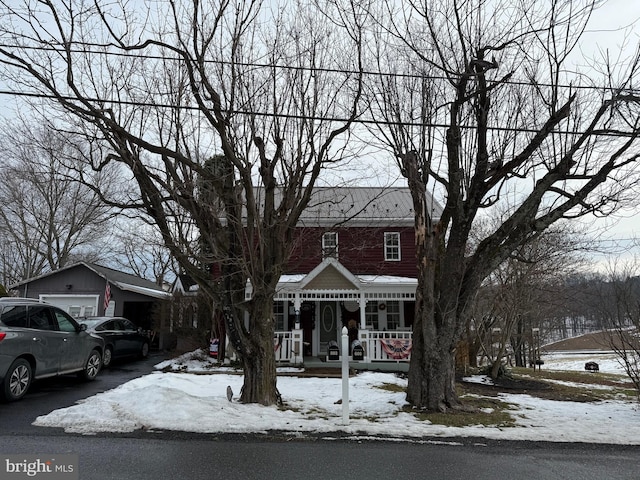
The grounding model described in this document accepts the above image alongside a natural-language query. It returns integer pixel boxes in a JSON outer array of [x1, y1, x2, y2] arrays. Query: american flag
[[103, 282, 112, 312]]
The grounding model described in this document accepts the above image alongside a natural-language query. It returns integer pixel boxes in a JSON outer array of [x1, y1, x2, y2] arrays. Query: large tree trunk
[[402, 151, 466, 411], [240, 295, 279, 405], [221, 264, 280, 405], [407, 321, 459, 411], [406, 235, 461, 411]]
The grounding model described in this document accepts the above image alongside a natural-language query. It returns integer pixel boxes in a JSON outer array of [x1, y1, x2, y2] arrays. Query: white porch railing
[[360, 330, 413, 362], [274, 330, 304, 365], [272, 329, 412, 364]]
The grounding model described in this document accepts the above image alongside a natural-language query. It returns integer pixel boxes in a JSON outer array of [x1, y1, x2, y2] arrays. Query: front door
[[300, 302, 315, 356], [319, 302, 337, 356]]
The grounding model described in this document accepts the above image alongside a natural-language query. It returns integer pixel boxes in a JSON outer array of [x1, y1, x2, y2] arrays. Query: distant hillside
[[543, 330, 625, 352]]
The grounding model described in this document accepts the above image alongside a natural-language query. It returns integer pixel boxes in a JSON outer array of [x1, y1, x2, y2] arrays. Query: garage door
[[39, 295, 100, 318]]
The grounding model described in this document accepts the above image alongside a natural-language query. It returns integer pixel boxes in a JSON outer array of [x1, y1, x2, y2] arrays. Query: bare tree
[[591, 261, 640, 400], [0, 120, 116, 286], [362, 0, 640, 411], [472, 226, 585, 378], [0, 0, 364, 404], [111, 219, 177, 287]]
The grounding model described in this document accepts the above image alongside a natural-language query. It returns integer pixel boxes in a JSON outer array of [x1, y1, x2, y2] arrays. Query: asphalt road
[[3, 432, 640, 480], [2, 353, 639, 480], [0, 352, 168, 435]]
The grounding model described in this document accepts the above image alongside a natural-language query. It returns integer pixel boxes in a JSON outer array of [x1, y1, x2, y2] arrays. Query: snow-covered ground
[[33, 350, 640, 445], [541, 351, 626, 374]]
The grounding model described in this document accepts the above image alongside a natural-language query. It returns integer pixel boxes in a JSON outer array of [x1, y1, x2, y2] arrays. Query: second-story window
[[322, 232, 338, 259], [384, 232, 401, 261]]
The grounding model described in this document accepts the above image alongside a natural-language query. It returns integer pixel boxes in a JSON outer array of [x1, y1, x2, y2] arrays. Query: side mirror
[[79, 323, 87, 332]]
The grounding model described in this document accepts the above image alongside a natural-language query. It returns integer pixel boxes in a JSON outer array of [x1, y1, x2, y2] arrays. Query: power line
[[0, 41, 636, 94], [0, 88, 638, 138]]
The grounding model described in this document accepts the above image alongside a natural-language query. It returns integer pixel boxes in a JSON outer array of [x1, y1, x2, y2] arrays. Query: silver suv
[[0, 297, 105, 401]]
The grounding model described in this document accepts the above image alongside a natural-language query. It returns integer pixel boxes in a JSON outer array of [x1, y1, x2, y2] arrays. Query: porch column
[[293, 293, 302, 328], [359, 295, 367, 329], [291, 292, 303, 364]]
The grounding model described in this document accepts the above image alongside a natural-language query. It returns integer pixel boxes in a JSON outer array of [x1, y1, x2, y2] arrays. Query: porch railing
[[271, 329, 412, 364], [274, 330, 304, 365], [360, 330, 413, 362]]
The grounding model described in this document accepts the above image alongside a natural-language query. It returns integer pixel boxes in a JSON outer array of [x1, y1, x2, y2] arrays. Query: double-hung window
[[322, 232, 338, 259], [386, 301, 401, 330], [365, 302, 379, 330], [273, 302, 285, 331], [384, 232, 401, 261]]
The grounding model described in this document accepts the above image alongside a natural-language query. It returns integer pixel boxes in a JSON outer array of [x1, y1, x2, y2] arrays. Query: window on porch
[[384, 232, 401, 261], [365, 302, 379, 329], [386, 301, 400, 329], [322, 232, 338, 259], [273, 301, 285, 330]]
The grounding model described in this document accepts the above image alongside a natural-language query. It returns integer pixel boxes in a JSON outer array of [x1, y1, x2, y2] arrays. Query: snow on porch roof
[[276, 273, 417, 285], [245, 258, 417, 300]]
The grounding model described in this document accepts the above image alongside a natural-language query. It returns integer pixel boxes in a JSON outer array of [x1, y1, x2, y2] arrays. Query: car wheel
[[102, 346, 113, 368], [78, 350, 101, 381], [2, 358, 32, 402], [140, 341, 149, 359]]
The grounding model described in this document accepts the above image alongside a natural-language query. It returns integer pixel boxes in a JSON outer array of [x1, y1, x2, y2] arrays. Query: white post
[[341, 326, 349, 425], [359, 296, 367, 329]]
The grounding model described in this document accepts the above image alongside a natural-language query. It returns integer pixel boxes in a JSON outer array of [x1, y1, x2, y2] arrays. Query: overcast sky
[[0, 0, 638, 271]]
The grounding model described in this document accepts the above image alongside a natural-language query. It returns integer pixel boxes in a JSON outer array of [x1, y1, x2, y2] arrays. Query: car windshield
[[81, 319, 105, 329]]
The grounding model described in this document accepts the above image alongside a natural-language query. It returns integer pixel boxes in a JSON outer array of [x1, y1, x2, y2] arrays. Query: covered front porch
[[272, 327, 413, 370], [247, 259, 416, 371]]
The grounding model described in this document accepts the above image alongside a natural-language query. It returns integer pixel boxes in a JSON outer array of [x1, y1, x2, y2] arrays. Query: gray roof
[[257, 186, 442, 227], [88, 263, 164, 291], [10, 262, 169, 299]]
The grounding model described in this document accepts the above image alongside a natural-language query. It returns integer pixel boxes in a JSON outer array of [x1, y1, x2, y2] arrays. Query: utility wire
[[0, 89, 638, 137], [0, 41, 637, 94]]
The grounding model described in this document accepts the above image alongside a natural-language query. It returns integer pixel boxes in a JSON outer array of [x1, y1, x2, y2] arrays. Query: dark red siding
[[286, 226, 417, 277]]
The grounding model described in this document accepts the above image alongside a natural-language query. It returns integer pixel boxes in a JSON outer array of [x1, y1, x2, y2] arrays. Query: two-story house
[[242, 186, 442, 367]]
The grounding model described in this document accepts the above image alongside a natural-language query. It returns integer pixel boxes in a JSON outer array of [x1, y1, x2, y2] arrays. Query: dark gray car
[[0, 297, 105, 402], [80, 316, 150, 367]]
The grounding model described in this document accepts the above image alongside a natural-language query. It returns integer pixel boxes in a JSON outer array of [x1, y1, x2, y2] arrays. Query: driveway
[[0, 352, 167, 434]]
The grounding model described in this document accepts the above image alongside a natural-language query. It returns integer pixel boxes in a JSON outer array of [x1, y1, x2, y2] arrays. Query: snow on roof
[[115, 282, 172, 299]]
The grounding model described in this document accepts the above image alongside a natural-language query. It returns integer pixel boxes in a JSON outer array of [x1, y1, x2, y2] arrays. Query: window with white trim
[[322, 232, 338, 259], [273, 301, 285, 331], [365, 302, 379, 329], [386, 301, 401, 329], [384, 232, 401, 261]]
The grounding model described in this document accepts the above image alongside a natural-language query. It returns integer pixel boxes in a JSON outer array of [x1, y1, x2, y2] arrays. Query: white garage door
[[39, 294, 100, 318]]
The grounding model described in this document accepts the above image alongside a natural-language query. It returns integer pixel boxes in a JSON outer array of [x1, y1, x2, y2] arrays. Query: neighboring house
[[9, 262, 173, 347], [171, 273, 205, 330], [173, 274, 199, 297], [244, 186, 442, 368]]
